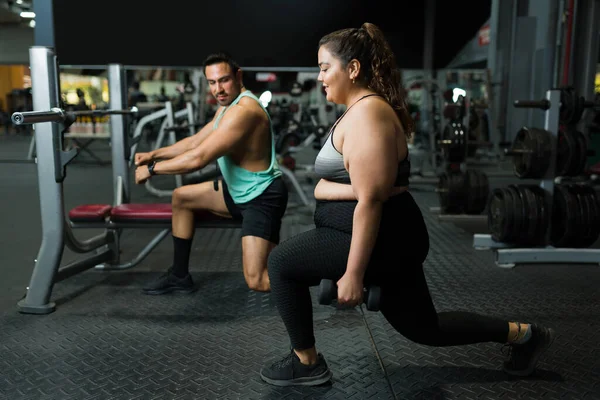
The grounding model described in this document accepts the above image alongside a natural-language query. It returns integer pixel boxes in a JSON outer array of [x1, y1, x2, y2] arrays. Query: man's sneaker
[[142, 268, 196, 295], [260, 349, 333, 386], [502, 324, 555, 376]]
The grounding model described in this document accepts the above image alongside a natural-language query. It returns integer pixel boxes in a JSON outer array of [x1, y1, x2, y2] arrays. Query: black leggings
[[268, 192, 509, 350]]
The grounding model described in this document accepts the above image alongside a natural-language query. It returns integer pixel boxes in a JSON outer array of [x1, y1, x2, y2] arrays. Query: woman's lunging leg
[[268, 227, 352, 350], [379, 264, 510, 346]]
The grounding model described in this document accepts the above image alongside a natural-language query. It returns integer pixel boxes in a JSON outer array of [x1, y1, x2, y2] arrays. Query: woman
[[260, 22, 554, 387]]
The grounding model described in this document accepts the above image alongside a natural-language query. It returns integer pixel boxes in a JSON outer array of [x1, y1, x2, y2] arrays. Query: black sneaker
[[142, 267, 196, 295], [260, 349, 333, 386], [502, 324, 555, 376]]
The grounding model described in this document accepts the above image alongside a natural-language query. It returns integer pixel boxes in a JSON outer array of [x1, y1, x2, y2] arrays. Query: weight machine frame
[[472, 89, 600, 268]]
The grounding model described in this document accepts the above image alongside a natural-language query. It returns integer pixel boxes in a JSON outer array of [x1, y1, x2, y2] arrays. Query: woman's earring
[[352, 78, 356, 84]]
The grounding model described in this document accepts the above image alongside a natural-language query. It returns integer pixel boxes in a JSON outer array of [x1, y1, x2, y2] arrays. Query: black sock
[[172, 235, 193, 278]]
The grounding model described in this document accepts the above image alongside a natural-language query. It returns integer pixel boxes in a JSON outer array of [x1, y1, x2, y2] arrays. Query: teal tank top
[[213, 90, 282, 204]]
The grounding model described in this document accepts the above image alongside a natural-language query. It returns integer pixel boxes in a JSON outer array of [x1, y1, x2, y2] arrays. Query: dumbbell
[[317, 279, 382, 312]]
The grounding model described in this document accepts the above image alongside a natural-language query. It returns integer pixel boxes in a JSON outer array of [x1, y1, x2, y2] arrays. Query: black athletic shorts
[[217, 177, 288, 244]]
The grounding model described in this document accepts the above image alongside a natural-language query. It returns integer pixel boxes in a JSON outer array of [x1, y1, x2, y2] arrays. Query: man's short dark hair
[[202, 53, 240, 76]]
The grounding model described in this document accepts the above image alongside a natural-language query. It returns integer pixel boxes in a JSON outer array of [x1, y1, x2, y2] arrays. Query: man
[[134, 53, 288, 295]]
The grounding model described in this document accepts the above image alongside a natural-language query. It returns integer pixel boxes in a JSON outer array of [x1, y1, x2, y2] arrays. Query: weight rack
[[473, 89, 600, 268], [431, 90, 490, 225]]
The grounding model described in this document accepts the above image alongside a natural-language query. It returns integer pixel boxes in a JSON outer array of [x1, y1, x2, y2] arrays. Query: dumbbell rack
[[472, 89, 600, 268]]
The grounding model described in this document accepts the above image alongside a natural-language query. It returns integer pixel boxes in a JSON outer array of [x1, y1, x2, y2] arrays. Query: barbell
[[505, 126, 590, 178]]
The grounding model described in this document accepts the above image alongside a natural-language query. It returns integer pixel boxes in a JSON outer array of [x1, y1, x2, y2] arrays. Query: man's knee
[[172, 186, 189, 209], [172, 185, 210, 210], [245, 269, 270, 292]]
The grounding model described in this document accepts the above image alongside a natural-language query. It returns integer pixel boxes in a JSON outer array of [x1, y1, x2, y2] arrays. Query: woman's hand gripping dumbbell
[[317, 278, 382, 312]]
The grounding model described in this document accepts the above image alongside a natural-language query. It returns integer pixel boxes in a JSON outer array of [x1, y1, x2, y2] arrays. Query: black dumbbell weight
[[317, 279, 381, 312]]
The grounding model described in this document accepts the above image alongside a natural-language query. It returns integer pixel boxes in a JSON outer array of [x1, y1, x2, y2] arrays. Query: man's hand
[[135, 165, 151, 184], [135, 152, 153, 166], [336, 272, 364, 307]]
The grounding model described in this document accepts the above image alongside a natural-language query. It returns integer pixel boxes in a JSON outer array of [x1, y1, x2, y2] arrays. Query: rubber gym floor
[[1, 135, 599, 400]]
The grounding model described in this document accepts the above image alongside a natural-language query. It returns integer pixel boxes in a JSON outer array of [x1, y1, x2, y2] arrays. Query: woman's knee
[[382, 306, 444, 346], [267, 243, 287, 280]]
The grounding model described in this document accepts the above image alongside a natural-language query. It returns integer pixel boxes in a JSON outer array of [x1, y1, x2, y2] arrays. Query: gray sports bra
[[314, 94, 410, 186]]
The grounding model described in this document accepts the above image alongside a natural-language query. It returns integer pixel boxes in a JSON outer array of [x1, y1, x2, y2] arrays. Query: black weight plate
[[487, 188, 512, 242], [530, 128, 553, 178], [465, 170, 486, 215], [438, 172, 465, 214], [528, 185, 550, 245], [437, 173, 449, 211], [520, 128, 553, 179], [511, 128, 534, 178], [451, 172, 467, 213], [556, 127, 573, 177], [559, 88, 584, 125], [518, 185, 540, 245], [510, 184, 530, 244], [567, 184, 587, 247], [573, 130, 588, 176], [583, 185, 600, 246], [464, 170, 478, 214], [579, 184, 595, 247], [475, 171, 490, 215], [506, 185, 525, 244], [565, 129, 580, 176], [576, 184, 598, 248], [550, 185, 578, 247]]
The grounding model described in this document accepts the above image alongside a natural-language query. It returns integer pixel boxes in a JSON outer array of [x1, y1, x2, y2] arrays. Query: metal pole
[[18, 46, 64, 314], [108, 64, 130, 204], [423, 0, 436, 170]]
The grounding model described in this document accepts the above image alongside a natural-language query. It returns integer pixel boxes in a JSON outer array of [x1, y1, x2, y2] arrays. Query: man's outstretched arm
[[148, 106, 223, 161], [151, 106, 258, 175]]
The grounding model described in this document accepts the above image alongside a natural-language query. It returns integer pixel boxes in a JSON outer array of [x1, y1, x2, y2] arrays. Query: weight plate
[[487, 188, 512, 242], [465, 170, 479, 214], [567, 184, 587, 247], [506, 185, 524, 244], [530, 128, 553, 178], [556, 127, 574, 177], [528, 185, 549, 245], [583, 185, 600, 246], [518, 185, 540, 245], [573, 130, 588, 176], [550, 185, 578, 247]]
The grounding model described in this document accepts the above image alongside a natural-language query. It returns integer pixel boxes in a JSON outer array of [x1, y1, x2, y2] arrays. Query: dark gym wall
[[51, 0, 490, 69]]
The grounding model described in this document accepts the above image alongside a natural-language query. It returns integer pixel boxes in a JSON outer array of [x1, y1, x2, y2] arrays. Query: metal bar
[[144, 102, 190, 197], [63, 221, 111, 254], [496, 248, 600, 268], [11, 108, 64, 124], [279, 165, 313, 208], [108, 64, 131, 205], [128, 107, 170, 166], [69, 221, 242, 230], [54, 246, 114, 282], [438, 214, 487, 224], [472, 233, 513, 249], [513, 99, 551, 109], [12, 107, 138, 125], [539, 89, 561, 245], [61, 64, 322, 72], [95, 229, 171, 270]]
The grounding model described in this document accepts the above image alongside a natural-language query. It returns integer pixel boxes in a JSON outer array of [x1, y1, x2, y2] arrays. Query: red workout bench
[[65, 203, 242, 273], [68, 203, 242, 229]]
